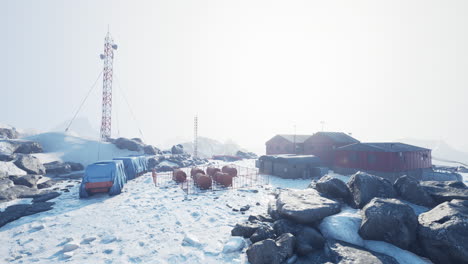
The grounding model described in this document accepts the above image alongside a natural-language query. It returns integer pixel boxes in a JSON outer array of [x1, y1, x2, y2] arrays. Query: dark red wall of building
[[334, 150, 432, 172], [304, 134, 352, 166]]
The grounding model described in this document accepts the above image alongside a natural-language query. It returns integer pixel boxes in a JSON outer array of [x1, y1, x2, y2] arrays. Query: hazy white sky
[[1, 0, 467, 154]]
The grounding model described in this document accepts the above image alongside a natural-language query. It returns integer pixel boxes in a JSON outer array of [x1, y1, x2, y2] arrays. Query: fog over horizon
[[2, 0, 468, 155]]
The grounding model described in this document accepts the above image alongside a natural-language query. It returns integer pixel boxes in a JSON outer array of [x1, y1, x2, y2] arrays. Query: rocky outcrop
[[295, 226, 325, 256], [315, 175, 352, 204], [247, 239, 284, 264], [418, 199, 468, 264], [32, 191, 61, 203], [276, 189, 341, 225], [143, 145, 160, 155], [9, 175, 41, 188], [324, 239, 398, 264], [0, 178, 14, 191], [171, 144, 184, 155], [114, 137, 142, 151], [0, 202, 55, 228], [37, 180, 56, 189], [347, 172, 396, 208], [147, 157, 159, 170], [273, 218, 302, 237], [0, 185, 42, 201], [420, 181, 468, 204], [393, 175, 436, 207], [359, 198, 418, 250], [231, 222, 261, 238], [250, 224, 276, 243], [64, 162, 84, 171], [276, 233, 296, 261], [44, 161, 72, 175], [0, 152, 15, 162], [0, 139, 42, 154], [0, 127, 19, 139], [0, 161, 27, 179], [14, 155, 46, 175]]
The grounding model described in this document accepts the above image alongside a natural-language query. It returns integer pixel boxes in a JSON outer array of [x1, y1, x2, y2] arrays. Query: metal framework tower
[[100, 31, 117, 141], [194, 115, 198, 158]]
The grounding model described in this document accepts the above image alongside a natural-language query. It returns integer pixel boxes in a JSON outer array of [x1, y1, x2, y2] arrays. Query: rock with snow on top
[[182, 233, 203, 248], [9, 175, 41, 188], [325, 239, 398, 264], [222, 237, 246, 253], [114, 137, 142, 151], [393, 175, 436, 208], [14, 155, 46, 175], [0, 127, 19, 139], [44, 161, 72, 175], [0, 161, 27, 179], [420, 180, 468, 204], [171, 144, 184, 155], [0, 178, 14, 191], [231, 221, 260, 238]]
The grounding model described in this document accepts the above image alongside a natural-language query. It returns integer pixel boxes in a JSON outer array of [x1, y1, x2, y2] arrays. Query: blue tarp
[[128, 155, 148, 174], [79, 160, 127, 198], [113, 157, 140, 180]]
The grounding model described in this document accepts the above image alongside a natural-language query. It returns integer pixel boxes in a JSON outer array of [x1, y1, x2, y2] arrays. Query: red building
[[265, 134, 312, 155], [303, 132, 360, 166], [334, 142, 432, 181]]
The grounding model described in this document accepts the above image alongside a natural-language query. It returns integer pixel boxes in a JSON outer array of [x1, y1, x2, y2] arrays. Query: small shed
[[257, 155, 326, 179]]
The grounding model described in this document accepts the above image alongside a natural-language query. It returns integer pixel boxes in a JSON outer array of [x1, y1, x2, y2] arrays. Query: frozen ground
[[25, 132, 141, 166]]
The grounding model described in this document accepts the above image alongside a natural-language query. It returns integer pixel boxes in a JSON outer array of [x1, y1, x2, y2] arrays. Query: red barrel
[[194, 172, 212, 190], [206, 167, 221, 177], [222, 165, 238, 177], [172, 169, 187, 183], [191, 168, 205, 177], [214, 172, 233, 187]]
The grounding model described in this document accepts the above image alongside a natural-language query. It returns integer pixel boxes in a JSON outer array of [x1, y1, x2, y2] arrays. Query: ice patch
[[222, 237, 245, 253], [364, 240, 431, 264], [319, 207, 364, 246]]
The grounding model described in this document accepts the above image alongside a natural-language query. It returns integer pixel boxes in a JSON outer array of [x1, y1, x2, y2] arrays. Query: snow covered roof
[[311, 132, 360, 144], [338, 142, 431, 152], [277, 134, 312, 143]]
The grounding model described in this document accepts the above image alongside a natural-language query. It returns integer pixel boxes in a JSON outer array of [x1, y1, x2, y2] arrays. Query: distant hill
[[399, 138, 468, 166]]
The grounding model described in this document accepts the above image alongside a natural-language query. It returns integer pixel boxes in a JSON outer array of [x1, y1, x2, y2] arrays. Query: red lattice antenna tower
[[99, 30, 118, 141]]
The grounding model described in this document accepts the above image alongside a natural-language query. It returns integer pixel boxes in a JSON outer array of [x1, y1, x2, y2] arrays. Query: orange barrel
[[194, 172, 212, 190], [206, 167, 221, 177], [191, 168, 205, 177], [214, 172, 233, 187], [222, 165, 238, 177], [172, 169, 187, 183]]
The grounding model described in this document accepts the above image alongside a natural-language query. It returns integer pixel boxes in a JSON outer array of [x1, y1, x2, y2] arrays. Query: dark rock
[[248, 214, 274, 223], [0, 178, 14, 191], [64, 162, 84, 171], [420, 181, 468, 204], [0, 127, 19, 139], [324, 239, 398, 264], [347, 172, 397, 208], [9, 175, 41, 188], [240, 205, 250, 212], [0, 152, 15, 162], [315, 175, 352, 204], [250, 224, 276, 243], [295, 226, 325, 256], [276, 189, 341, 224], [114, 137, 142, 151], [0, 202, 54, 228], [231, 222, 260, 238], [37, 180, 56, 189], [143, 145, 160, 155], [171, 144, 184, 155], [296, 251, 331, 264], [14, 155, 46, 175], [359, 198, 418, 250], [13, 140, 43, 154], [32, 192, 61, 203], [393, 175, 436, 207], [246, 239, 284, 264], [147, 157, 159, 170], [131, 138, 143, 144], [44, 161, 72, 175], [273, 219, 302, 237], [418, 199, 468, 264], [276, 233, 296, 260]]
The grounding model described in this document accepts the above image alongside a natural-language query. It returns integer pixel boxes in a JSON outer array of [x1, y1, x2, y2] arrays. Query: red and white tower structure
[[99, 31, 117, 141]]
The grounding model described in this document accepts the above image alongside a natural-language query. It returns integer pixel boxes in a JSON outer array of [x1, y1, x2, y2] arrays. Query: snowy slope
[[25, 132, 142, 166]]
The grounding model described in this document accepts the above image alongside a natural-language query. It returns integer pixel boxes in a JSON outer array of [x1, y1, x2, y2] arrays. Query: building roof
[[337, 142, 431, 152], [312, 132, 360, 144], [277, 134, 312, 143]]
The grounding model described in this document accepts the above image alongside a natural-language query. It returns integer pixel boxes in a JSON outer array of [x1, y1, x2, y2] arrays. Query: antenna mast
[[99, 30, 118, 141], [194, 115, 198, 158]]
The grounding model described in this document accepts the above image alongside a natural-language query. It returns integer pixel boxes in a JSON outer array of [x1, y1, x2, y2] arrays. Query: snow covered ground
[[25, 132, 142, 166]]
